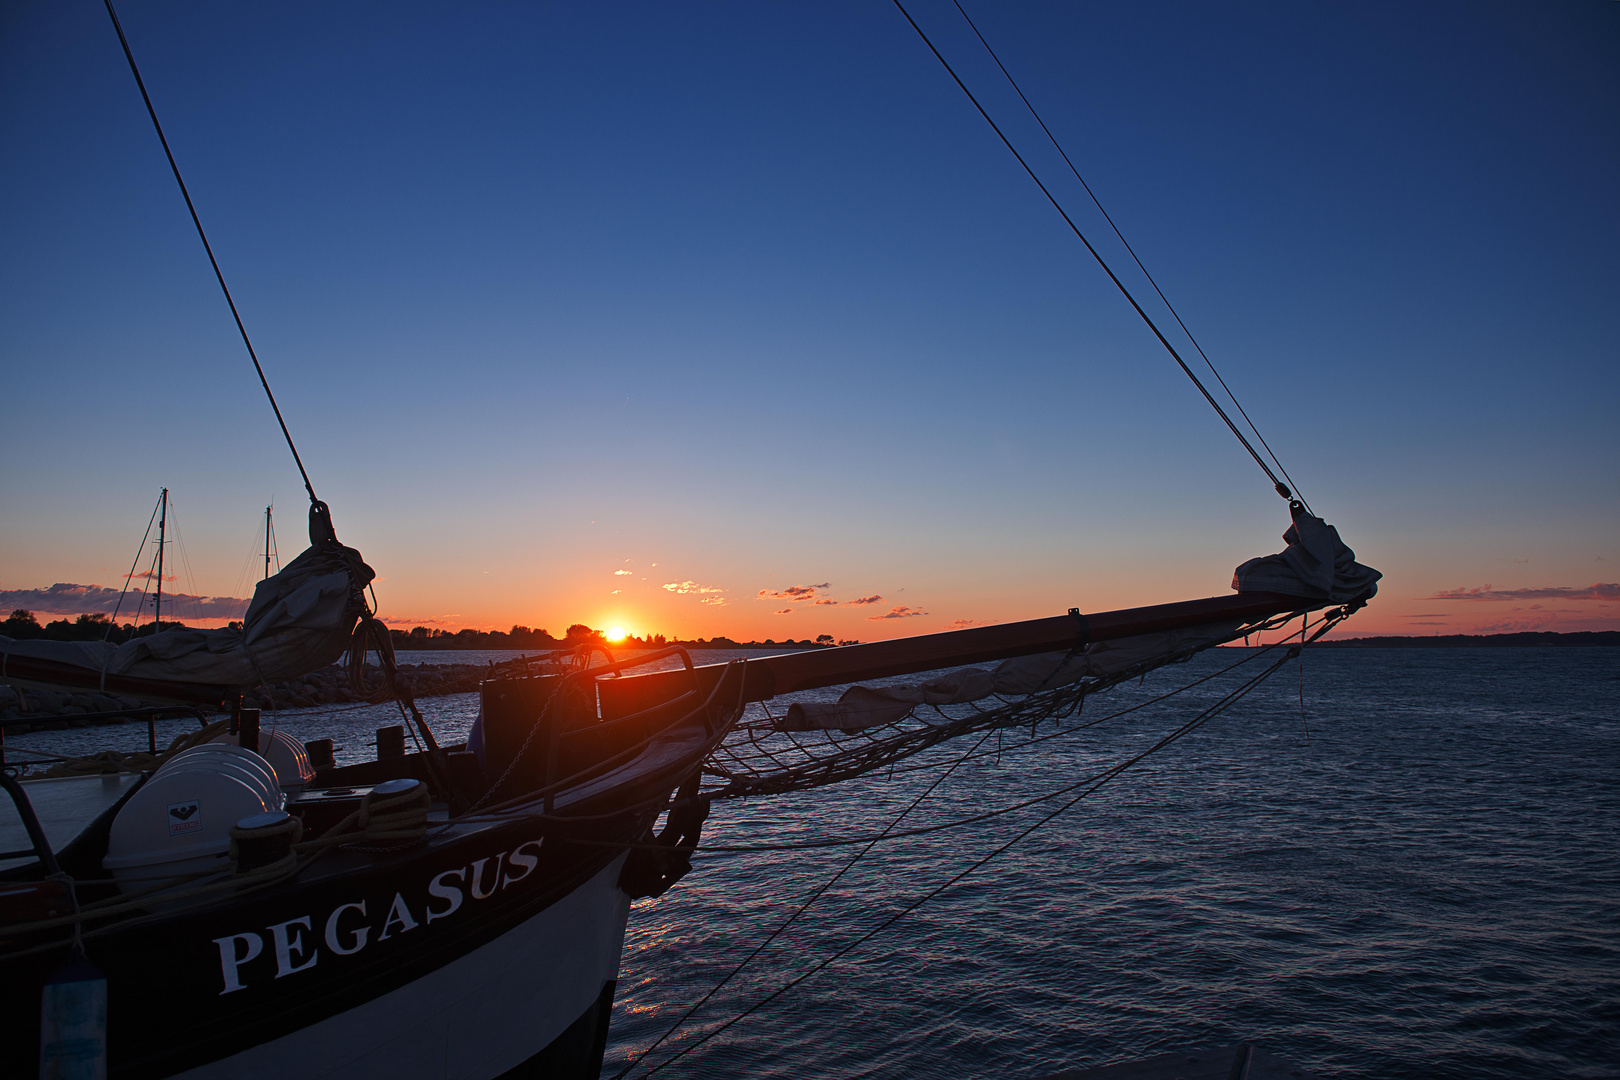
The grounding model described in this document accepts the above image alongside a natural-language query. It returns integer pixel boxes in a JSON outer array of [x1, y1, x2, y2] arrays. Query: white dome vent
[[211, 728, 316, 796], [103, 744, 285, 890]]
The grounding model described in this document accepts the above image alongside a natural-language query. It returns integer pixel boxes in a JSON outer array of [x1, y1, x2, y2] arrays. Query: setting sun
[[605, 626, 627, 642]]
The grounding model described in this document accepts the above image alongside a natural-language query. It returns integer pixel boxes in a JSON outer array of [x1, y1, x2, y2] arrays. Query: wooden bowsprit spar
[[598, 590, 1324, 722]]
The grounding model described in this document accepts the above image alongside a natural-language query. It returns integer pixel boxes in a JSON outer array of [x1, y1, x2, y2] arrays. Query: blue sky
[[2, 0, 1616, 639]]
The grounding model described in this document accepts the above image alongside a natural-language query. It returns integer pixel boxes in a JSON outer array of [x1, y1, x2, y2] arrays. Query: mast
[[153, 486, 167, 634], [263, 503, 273, 581]]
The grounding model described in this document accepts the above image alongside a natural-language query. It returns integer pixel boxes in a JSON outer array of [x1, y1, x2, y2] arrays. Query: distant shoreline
[[1312, 630, 1620, 648]]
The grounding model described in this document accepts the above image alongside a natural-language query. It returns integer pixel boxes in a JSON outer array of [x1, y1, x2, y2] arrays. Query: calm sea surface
[[11, 646, 1617, 1078]]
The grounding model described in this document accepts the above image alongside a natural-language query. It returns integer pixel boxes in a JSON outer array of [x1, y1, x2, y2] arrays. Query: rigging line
[[105, 490, 163, 638], [102, 0, 318, 506], [130, 525, 166, 631], [691, 637, 1312, 855], [612, 726, 1000, 1080], [712, 610, 1308, 796], [168, 499, 203, 625], [638, 649, 1300, 1078], [890, 0, 1292, 502], [948, 0, 1309, 512], [795, 624, 1316, 782]]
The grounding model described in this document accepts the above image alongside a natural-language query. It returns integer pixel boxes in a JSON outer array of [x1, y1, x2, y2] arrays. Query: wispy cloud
[[868, 606, 926, 621], [125, 570, 175, 583], [378, 615, 462, 629], [814, 598, 839, 606], [0, 583, 250, 620], [613, 569, 632, 576], [773, 608, 793, 615], [846, 595, 883, 606], [1428, 583, 1619, 602], [942, 617, 982, 630], [700, 596, 726, 606], [757, 583, 830, 602], [663, 580, 723, 595]]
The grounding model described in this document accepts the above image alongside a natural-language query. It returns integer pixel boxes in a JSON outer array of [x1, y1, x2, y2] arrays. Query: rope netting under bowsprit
[[700, 608, 1346, 800]]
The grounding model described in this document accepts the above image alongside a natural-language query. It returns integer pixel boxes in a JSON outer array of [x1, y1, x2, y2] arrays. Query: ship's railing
[[0, 773, 61, 873]]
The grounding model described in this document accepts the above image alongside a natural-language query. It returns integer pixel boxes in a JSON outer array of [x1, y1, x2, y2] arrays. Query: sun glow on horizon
[[605, 626, 628, 642]]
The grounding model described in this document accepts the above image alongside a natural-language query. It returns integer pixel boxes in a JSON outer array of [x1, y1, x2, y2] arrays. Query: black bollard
[[304, 738, 335, 772], [239, 708, 261, 753], [376, 725, 406, 761]]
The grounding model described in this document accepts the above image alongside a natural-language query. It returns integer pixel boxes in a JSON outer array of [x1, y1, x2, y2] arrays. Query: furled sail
[[0, 506, 373, 704], [1233, 503, 1381, 603]]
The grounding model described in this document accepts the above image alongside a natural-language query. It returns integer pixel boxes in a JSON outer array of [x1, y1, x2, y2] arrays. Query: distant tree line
[[1, 608, 855, 652], [390, 623, 849, 651], [0, 609, 186, 643]]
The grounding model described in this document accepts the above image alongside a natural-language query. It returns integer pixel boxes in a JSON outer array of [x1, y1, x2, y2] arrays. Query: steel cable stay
[[710, 612, 1309, 795], [891, 0, 1300, 504], [702, 609, 1313, 799], [682, 621, 1327, 856], [103, 0, 319, 507], [607, 725, 1002, 1080], [102, 489, 163, 638], [624, 646, 1304, 1077], [946, 0, 1309, 512]]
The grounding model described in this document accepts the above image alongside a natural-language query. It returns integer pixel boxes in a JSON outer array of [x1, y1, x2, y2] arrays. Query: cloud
[[774, 608, 793, 615], [700, 597, 726, 606], [757, 583, 830, 602], [613, 570, 632, 576], [662, 580, 723, 595], [1409, 621, 1450, 626], [814, 598, 839, 606], [868, 606, 926, 620], [377, 615, 461, 629], [125, 570, 176, 582], [846, 595, 883, 606], [1427, 583, 1619, 602], [0, 583, 249, 621], [942, 618, 982, 630]]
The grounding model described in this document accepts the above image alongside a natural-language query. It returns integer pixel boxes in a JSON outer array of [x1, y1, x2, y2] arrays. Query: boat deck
[[1, 771, 143, 871]]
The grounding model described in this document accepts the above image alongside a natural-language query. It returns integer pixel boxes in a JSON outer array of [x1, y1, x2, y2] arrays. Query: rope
[[947, 0, 1308, 510], [0, 778, 433, 951], [890, 0, 1294, 502], [102, 0, 318, 506], [702, 611, 1307, 799], [103, 490, 162, 638], [611, 724, 1001, 1080], [630, 646, 1301, 1077]]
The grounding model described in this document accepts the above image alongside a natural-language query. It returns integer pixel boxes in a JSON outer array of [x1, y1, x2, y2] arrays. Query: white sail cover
[[0, 541, 371, 696], [1232, 503, 1381, 603]]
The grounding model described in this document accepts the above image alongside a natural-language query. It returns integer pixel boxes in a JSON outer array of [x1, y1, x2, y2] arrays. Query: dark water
[[10, 647, 1616, 1077], [605, 648, 1619, 1079]]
